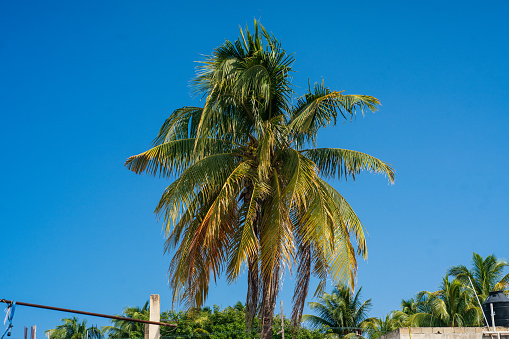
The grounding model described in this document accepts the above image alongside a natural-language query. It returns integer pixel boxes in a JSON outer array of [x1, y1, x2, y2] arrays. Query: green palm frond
[[303, 148, 395, 183], [126, 138, 236, 178], [318, 178, 367, 257], [151, 107, 203, 145], [410, 275, 483, 327], [47, 317, 104, 339], [289, 82, 380, 147], [448, 252, 509, 300], [362, 311, 408, 339], [303, 284, 372, 336], [155, 152, 239, 225]]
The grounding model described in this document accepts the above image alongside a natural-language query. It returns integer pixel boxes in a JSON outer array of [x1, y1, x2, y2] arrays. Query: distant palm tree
[[102, 302, 149, 339], [409, 276, 481, 327], [46, 317, 103, 339], [303, 284, 372, 338], [362, 311, 407, 339], [401, 294, 435, 318], [447, 252, 509, 301], [103, 302, 177, 339], [400, 298, 418, 316]]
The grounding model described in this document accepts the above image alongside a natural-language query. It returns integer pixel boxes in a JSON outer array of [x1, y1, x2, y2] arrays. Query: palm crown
[[303, 284, 372, 338], [126, 20, 394, 337], [102, 302, 149, 339], [447, 252, 509, 301]]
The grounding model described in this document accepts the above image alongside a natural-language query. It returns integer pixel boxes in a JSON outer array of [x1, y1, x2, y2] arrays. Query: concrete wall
[[379, 327, 509, 339]]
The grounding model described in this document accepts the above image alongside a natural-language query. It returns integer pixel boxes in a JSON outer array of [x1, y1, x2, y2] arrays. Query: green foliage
[[378, 252, 509, 331], [302, 284, 372, 337], [271, 315, 322, 339], [361, 311, 407, 339], [407, 276, 482, 327], [98, 301, 322, 339], [46, 317, 103, 339], [447, 252, 509, 301], [102, 302, 157, 339], [166, 304, 248, 338]]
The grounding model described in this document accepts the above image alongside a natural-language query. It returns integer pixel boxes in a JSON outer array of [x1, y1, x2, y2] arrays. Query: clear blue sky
[[1, 0, 508, 336]]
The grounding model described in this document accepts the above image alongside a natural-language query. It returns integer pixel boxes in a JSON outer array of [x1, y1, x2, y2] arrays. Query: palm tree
[[302, 284, 372, 338], [400, 295, 436, 318], [126, 20, 394, 339], [46, 317, 103, 339], [102, 302, 149, 339], [362, 311, 407, 339], [408, 276, 482, 327], [447, 252, 509, 301], [400, 298, 418, 316]]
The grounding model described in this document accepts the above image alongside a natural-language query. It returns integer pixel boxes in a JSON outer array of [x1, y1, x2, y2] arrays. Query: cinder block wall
[[378, 327, 509, 339]]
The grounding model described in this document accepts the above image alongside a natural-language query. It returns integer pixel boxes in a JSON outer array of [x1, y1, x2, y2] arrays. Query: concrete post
[[145, 294, 160, 339]]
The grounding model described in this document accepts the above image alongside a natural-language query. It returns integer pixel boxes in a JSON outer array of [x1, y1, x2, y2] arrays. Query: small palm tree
[[303, 284, 372, 337], [362, 311, 407, 339], [400, 298, 418, 316], [102, 302, 149, 339], [408, 276, 482, 327], [46, 317, 103, 339], [447, 252, 509, 301], [401, 294, 435, 318]]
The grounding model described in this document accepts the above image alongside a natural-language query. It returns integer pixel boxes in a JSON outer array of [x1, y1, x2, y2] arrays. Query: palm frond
[[125, 138, 236, 178], [289, 82, 380, 147], [152, 107, 203, 145], [303, 148, 395, 183]]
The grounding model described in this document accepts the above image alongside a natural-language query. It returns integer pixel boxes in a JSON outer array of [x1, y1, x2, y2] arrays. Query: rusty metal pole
[[0, 299, 176, 328]]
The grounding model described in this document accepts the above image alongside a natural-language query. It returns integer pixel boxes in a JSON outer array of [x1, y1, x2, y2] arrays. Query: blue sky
[[1, 0, 508, 336]]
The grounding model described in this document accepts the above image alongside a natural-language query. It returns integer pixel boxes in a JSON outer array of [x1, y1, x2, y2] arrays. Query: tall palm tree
[[126, 20, 394, 339], [447, 252, 509, 301], [46, 318, 103, 339], [409, 276, 481, 327], [302, 284, 372, 337]]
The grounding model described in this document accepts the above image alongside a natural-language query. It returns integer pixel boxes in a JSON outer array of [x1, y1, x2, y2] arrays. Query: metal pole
[[490, 303, 496, 332], [467, 276, 490, 327], [0, 299, 176, 328], [280, 301, 284, 339]]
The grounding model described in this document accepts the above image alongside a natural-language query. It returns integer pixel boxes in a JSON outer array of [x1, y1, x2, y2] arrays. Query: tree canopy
[[303, 284, 372, 338]]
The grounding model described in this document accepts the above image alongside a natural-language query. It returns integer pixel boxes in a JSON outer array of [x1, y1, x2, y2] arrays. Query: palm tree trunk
[[246, 257, 259, 335], [291, 244, 311, 338], [244, 185, 261, 337], [260, 270, 279, 339]]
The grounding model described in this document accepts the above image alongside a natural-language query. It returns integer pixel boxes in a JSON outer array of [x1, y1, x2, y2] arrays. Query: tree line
[[46, 302, 322, 339], [46, 253, 508, 339], [362, 252, 509, 338]]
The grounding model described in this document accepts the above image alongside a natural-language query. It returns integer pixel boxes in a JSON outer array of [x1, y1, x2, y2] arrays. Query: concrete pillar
[[145, 294, 160, 339]]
